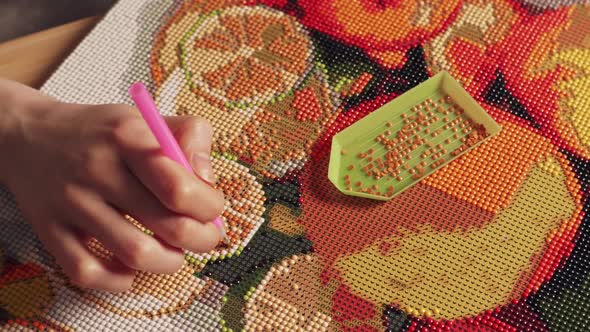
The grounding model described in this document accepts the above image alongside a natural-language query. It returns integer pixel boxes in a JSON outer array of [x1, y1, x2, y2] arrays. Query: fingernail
[[200, 167, 217, 185], [213, 216, 230, 245], [191, 153, 217, 184]]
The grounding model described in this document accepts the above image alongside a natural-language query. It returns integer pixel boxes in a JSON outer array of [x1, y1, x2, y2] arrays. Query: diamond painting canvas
[[0, 0, 589, 331]]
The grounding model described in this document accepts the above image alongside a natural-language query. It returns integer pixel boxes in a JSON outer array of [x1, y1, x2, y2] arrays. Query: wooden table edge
[[0, 16, 102, 88]]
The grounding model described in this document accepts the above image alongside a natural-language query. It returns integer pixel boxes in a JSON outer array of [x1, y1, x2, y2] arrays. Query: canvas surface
[[1, 0, 589, 330]]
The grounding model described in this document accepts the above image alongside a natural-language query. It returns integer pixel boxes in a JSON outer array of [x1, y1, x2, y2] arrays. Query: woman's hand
[[0, 79, 225, 292]]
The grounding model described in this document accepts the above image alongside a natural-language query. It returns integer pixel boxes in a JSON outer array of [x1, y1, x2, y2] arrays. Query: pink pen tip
[[129, 82, 147, 98], [213, 216, 230, 245]]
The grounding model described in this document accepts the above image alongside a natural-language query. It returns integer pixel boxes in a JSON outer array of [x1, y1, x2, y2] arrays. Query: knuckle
[[75, 147, 116, 182], [189, 116, 213, 135], [162, 181, 194, 211], [198, 189, 225, 222], [164, 259, 184, 275], [112, 104, 138, 114], [121, 239, 154, 269], [210, 190, 227, 218], [67, 259, 101, 289], [166, 218, 193, 245], [87, 151, 111, 177], [43, 221, 61, 235], [176, 116, 213, 144], [110, 116, 145, 146], [78, 149, 94, 168], [198, 231, 220, 253], [61, 182, 81, 205]]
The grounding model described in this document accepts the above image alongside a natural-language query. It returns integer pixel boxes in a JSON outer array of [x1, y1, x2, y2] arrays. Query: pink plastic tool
[[129, 82, 229, 245]]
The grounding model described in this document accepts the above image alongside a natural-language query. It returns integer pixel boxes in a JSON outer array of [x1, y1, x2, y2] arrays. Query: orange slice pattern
[[180, 6, 313, 106]]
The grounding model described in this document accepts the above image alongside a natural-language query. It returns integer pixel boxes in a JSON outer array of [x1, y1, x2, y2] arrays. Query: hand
[[0, 79, 225, 292]]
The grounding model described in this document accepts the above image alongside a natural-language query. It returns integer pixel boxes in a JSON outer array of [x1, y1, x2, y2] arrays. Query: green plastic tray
[[328, 71, 502, 201]]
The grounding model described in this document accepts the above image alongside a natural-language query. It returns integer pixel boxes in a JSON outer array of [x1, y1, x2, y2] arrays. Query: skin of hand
[[0, 79, 225, 292]]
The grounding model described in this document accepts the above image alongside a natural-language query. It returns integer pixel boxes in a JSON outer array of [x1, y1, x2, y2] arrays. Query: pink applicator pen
[[128, 82, 230, 245]]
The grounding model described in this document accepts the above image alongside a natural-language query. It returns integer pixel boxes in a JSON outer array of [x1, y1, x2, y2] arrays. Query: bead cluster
[[340, 95, 488, 198]]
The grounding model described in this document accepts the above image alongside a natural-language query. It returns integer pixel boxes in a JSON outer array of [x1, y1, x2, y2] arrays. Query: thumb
[[165, 116, 217, 184]]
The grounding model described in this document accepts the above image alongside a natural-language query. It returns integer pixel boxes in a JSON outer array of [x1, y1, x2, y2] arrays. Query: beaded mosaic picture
[[0, 0, 589, 330]]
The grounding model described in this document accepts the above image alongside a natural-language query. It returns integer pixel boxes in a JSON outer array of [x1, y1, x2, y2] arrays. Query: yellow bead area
[[336, 92, 490, 199], [538, 156, 563, 177], [0, 272, 52, 319], [335, 160, 576, 319], [552, 48, 590, 158]]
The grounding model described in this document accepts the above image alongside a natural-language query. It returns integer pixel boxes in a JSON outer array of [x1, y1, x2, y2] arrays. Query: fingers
[[112, 116, 225, 222], [166, 116, 216, 184], [62, 184, 185, 274], [33, 220, 135, 293], [98, 164, 221, 253]]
